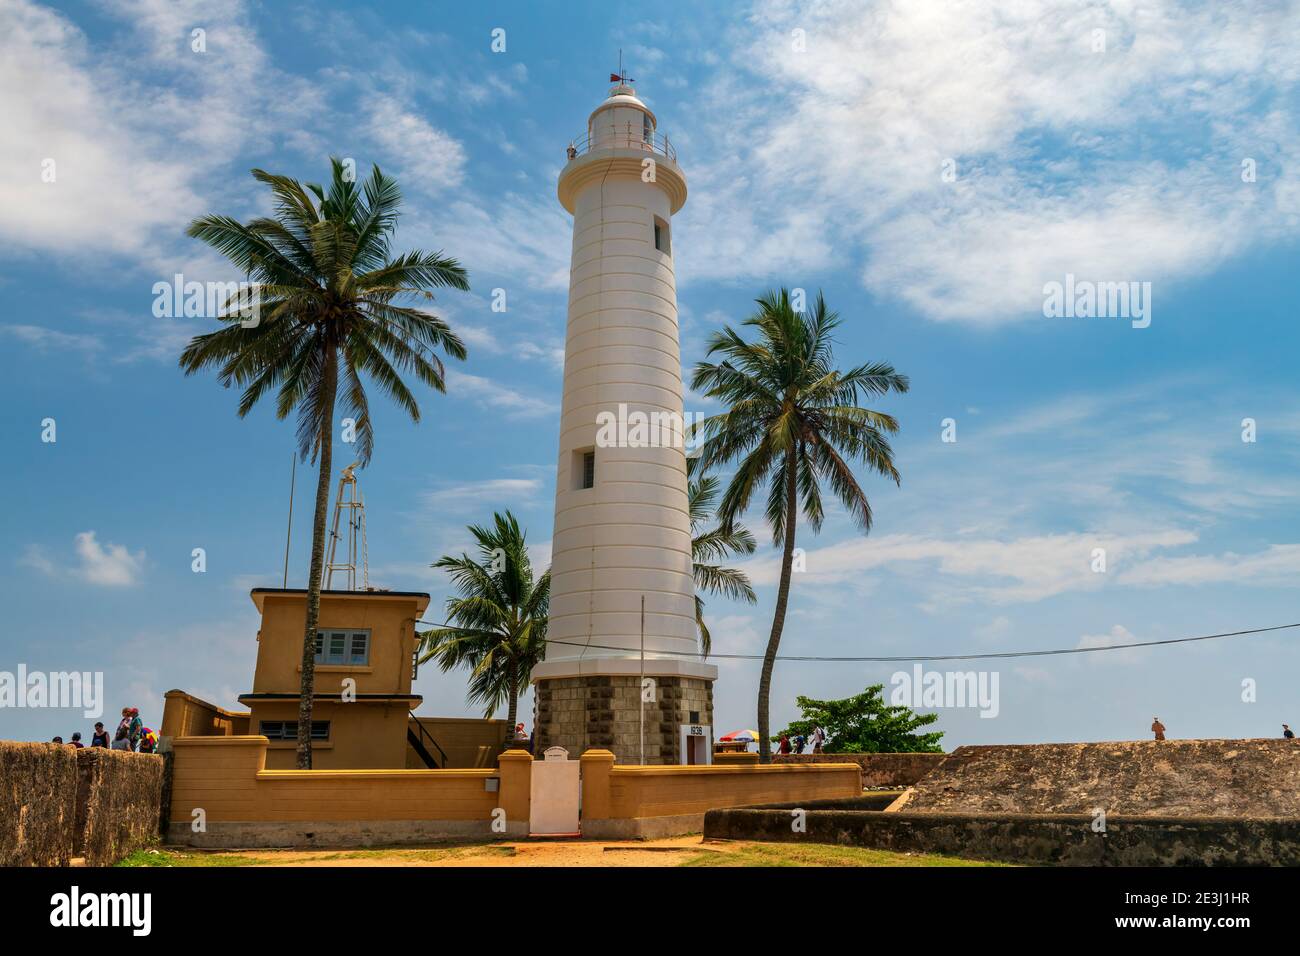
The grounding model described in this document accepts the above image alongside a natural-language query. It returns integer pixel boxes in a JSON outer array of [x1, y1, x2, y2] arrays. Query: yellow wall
[[407, 716, 511, 769], [713, 751, 759, 765], [167, 740, 860, 846], [581, 749, 862, 820], [248, 700, 411, 770], [251, 591, 427, 697], [160, 690, 250, 738], [169, 737, 501, 824]]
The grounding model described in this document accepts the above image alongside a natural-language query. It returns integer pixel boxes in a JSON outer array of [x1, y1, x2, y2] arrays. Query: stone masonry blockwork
[[534, 675, 713, 764]]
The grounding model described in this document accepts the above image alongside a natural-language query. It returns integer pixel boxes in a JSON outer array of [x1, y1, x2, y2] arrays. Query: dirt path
[[205, 836, 729, 867]]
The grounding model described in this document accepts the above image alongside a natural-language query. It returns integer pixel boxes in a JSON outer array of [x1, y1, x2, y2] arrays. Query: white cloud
[[0, 324, 103, 354], [703, 612, 766, 669], [1121, 544, 1300, 589], [1076, 624, 1146, 665], [25, 531, 146, 587], [445, 369, 557, 419], [0, 0, 317, 269], [1077, 624, 1138, 650], [458, 62, 528, 105], [741, 528, 1198, 604], [0, 0, 198, 260], [973, 615, 1012, 643], [431, 194, 572, 290], [529, 538, 553, 571], [454, 321, 565, 369], [363, 95, 466, 192], [19, 545, 56, 576], [74, 531, 145, 586], [423, 477, 544, 508], [680, 0, 1300, 322]]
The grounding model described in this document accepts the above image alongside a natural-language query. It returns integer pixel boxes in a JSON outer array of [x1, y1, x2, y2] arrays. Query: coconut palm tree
[[418, 512, 550, 734], [688, 457, 757, 656], [179, 158, 469, 768], [690, 289, 908, 762]]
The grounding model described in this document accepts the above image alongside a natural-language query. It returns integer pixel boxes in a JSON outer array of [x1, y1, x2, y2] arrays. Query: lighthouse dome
[[560, 79, 685, 213], [589, 81, 657, 128], [587, 81, 659, 151]]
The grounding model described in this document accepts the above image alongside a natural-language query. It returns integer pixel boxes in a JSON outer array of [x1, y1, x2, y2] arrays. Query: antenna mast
[[324, 463, 369, 591]]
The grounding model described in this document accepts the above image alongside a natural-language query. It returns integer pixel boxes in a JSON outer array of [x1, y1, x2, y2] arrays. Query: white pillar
[[533, 82, 717, 764]]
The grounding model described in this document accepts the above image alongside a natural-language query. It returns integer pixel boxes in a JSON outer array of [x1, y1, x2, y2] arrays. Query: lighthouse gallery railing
[[566, 123, 677, 163]]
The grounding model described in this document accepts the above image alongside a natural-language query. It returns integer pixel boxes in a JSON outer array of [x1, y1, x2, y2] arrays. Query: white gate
[[529, 746, 580, 836]]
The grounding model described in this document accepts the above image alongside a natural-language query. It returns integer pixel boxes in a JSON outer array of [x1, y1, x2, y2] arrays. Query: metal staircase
[[407, 713, 448, 769]]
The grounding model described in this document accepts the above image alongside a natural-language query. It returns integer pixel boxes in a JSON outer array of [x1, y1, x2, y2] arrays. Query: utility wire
[[413, 620, 1299, 663]]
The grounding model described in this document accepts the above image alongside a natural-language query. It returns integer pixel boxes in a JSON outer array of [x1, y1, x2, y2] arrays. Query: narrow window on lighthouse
[[573, 447, 596, 490], [654, 216, 670, 255]]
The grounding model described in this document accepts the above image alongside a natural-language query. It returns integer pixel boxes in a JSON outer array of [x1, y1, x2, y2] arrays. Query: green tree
[[417, 512, 550, 733], [689, 457, 757, 656], [691, 289, 908, 762], [180, 158, 469, 768], [775, 684, 944, 753]]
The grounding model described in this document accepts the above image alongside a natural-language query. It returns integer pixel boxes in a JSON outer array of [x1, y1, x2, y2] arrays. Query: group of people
[[1150, 718, 1296, 741], [776, 726, 826, 755], [50, 707, 158, 753]]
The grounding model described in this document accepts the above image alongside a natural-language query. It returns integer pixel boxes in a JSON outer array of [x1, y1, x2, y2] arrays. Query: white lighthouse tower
[[532, 77, 717, 765]]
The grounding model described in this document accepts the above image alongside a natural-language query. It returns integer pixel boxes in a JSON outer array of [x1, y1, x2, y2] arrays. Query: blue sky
[[2, 0, 1299, 748]]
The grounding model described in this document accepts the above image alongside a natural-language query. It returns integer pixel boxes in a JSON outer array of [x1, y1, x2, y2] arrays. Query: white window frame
[[314, 628, 371, 666]]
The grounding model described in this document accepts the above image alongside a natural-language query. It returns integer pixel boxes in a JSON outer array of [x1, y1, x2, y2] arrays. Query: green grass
[[114, 843, 516, 867], [115, 848, 270, 867], [679, 841, 1007, 867], [117, 840, 1001, 868]]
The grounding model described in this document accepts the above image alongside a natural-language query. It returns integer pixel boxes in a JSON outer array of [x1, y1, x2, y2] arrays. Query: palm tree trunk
[[757, 449, 799, 764], [506, 688, 519, 744], [297, 349, 338, 770]]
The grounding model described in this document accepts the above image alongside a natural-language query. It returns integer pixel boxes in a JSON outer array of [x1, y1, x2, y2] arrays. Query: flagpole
[[282, 454, 296, 588]]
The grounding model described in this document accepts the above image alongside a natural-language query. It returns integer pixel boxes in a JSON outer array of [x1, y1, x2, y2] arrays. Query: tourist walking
[[112, 708, 133, 750], [1151, 717, 1166, 741], [69, 732, 84, 749], [792, 733, 806, 754], [91, 722, 109, 748], [811, 726, 826, 753], [778, 733, 791, 755], [126, 707, 143, 750]]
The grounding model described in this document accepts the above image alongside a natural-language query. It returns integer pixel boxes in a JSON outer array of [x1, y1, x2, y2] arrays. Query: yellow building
[[162, 587, 510, 770], [240, 588, 426, 770]]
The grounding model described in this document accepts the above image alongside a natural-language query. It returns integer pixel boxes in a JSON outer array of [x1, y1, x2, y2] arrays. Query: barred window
[[259, 721, 329, 741]]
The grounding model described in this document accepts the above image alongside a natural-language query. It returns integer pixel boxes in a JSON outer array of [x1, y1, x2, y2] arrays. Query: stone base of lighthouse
[[533, 670, 715, 765]]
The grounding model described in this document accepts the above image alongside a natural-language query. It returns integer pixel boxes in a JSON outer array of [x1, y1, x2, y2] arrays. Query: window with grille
[[313, 629, 370, 665], [259, 721, 329, 741]]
